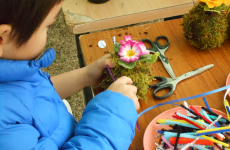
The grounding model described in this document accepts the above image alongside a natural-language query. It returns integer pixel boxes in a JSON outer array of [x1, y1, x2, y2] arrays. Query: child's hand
[[107, 76, 140, 110], [85, 54, 114, 87]]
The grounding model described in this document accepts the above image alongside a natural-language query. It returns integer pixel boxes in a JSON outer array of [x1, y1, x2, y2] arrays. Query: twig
[[145, 26, 150, 30]]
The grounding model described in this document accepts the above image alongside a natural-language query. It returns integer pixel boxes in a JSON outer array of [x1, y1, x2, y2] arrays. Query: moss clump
[[182, 3, 228, 50], [100, 52, 154, 103]]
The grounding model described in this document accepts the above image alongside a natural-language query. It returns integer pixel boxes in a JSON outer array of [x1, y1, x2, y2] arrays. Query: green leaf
[[204, 5, 210, 11], [139, 55, 152, 62], [214, 4, 227, 12], [139, 52, 160, 64], [113, 42, 120, 53], [204, 4, 226, 14], [224, 5, 229, 11], [118, 59, 137, 69], [139, 54, 151, 59]]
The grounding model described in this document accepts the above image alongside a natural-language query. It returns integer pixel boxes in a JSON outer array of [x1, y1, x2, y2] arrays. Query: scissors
[[149, 64, 214, 100], [141, 36, 176, 79]]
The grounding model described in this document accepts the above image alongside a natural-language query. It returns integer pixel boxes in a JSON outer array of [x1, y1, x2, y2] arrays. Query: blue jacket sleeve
[[0, 90, 137, 150], [62, 90, 138, 150]]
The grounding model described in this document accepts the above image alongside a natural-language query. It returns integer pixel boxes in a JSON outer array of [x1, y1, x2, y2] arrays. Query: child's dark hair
[[0, 0, 62, 47]]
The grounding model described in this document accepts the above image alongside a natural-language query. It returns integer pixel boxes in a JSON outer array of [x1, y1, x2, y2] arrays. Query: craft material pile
[[155, 104, 230, 150]]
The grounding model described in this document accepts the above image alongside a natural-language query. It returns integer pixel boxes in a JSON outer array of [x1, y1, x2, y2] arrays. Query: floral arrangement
[[100, 35, 159, 102], [182, 0, 230, 50]]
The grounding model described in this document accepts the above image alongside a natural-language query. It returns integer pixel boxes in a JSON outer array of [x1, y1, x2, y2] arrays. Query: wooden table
[[62, 0, 196, 34], [63, 0, 198, 104], [79, 18, 230, 150]]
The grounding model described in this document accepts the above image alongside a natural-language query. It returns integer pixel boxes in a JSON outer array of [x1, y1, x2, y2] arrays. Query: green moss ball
[[182, 3, 228, 51], [100, 53, 153, 103]]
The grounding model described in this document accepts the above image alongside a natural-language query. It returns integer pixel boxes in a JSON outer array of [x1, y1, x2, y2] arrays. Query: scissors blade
[[177, 64, 214, 82], [160, 56, 176, 80]]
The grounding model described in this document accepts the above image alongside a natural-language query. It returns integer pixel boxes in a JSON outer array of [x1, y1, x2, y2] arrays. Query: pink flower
[[119, 35, 150, 57], [138, 42, 150, 55], [118, 41, 142, 62]]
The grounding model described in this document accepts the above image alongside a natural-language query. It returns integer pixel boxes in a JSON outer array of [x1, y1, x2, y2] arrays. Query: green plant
[[99, 36, 159, 102]]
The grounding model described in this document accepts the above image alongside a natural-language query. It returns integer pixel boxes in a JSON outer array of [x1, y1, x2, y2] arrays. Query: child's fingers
[[136, 100, 140, 110], [97, 53, 111, 65], [103, 54, 115, 68], [105, 58, 115, 68], [107, 76, 139, 110], [97, 54, 115, 68], [128, 85, 137, 94], [132, 96, 140, 110], [102, 53, 111, 59], [116, 76, 133, 85]]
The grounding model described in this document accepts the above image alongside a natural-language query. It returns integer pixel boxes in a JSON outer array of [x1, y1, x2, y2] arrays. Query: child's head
[[0, 0, 63, 60]]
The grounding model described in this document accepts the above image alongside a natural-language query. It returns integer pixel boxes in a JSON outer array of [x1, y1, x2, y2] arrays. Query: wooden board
[[62, 0, 196, 34], [79, 18, 230, 150]]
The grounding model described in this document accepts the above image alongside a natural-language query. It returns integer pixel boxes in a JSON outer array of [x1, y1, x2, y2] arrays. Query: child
[[0, 0, 140, 149]]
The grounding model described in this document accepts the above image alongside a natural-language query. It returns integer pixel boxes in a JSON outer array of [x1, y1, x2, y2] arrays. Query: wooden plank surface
[[62, 0, 196, 34], [79, 18, 230, 150]]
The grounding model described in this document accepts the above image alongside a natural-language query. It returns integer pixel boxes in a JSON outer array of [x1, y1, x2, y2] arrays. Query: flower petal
[[121, 54, 139, 62], [119, 40, 125, 44], [124, 35, 132, 41], [118, 51, 127, 56], [130, 56, 139, 62], [223, 0, 230, 5], [119, 43, 131, 56], [142, 50, 151, 55], [138, 42, 146, 50], [132, 43, 142, 56], [138, 42, 150, 55], [127, 40, 137, 47], [206, 1, 215, 8], [120, 56, 130, 62], [121, 43, 131, 51]]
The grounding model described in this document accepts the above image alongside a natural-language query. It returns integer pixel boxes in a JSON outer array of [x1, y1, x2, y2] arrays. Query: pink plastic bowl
[[143, 106, 227, 150]]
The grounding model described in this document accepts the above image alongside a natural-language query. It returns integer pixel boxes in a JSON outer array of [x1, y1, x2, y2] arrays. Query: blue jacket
[[0, 48, 138, 150]]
